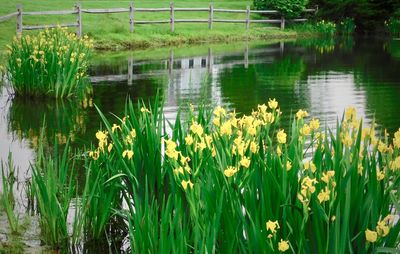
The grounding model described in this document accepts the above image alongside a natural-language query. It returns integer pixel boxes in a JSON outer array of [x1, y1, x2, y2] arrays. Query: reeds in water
[[6, 28, 93, 99], [83, 98, 399, 253], [4, 98, 399, 252]]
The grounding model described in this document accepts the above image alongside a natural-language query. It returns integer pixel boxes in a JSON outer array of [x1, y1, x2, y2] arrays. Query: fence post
[[169, 49, 174, 74], [244, 44, 249, 68], [207, 48, 213, 73], [75, 3, 82, 37], [16, 4, 22, 37], [208, 4, 213, 30], [128, 56, 133, 85], [129, 2, 134, 32], [170, 2, 174, 32], [280, 16, 285, 30], [245, 5, 250, 30]]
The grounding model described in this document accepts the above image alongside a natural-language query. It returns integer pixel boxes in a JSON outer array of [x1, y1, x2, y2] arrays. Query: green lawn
[[0, 0, 299, 50]]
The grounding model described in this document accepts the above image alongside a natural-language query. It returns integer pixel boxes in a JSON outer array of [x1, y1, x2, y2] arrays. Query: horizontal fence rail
[[0, 3, 317, 37], [0, 12, 18, 22], [23, 10, 78, 15]]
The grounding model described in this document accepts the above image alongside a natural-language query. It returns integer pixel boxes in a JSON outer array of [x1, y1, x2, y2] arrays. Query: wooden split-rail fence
[[0, 3, 317, 37]]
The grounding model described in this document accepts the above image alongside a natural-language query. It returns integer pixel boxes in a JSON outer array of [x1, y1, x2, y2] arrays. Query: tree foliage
[[253, 0, 309, 18], [309, 0, 400, 32]]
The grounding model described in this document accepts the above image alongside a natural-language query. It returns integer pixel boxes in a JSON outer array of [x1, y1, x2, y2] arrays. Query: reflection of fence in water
[[90, 42, 287, 85]]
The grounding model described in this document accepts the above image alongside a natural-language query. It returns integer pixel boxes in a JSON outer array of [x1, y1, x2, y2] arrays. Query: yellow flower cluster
[[224, 166, 238, 177], [277, 129, 287, 144], [317, 188, 331, 203], [162, 136, 193, 190], [278, 239, 290, 252], [297, 176, 318, 205], [265, 220, 290, 252], [365, 215, 395, 243], [389, 156, 400, 171], [164, 138, 179, 161], [8, 27, 92, 85], [88, 118, 138, 162], [181, 179, 194, 190], [297, 116, 321, 146], [296, 109, 309, 120], [161, 99, 283, 190], [266, 220, 280, 235], [88, 130, 109, 160], [393, 129, 400, 148], [304, 160, 317, 173]]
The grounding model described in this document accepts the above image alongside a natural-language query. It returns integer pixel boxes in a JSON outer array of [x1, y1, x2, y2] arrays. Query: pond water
[[0, 37, 400, 251]]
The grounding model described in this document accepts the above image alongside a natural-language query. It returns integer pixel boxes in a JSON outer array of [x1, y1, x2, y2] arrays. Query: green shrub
[[385, 17, 400, 37], [31, 132, 76, 247], [292, 20, 337, 36], [6, 28, 93, 98], [338, 17, 355, 35], [315, 20, 337, 36], [254, 0, 309, 18]]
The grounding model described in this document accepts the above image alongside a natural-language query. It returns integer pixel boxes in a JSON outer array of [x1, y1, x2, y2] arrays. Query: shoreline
[[91, 28, 308, 51], [0, 29, 319, 62]]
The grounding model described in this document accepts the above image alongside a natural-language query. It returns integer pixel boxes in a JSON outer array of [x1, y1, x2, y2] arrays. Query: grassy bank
[[0, 0, 301, 51]]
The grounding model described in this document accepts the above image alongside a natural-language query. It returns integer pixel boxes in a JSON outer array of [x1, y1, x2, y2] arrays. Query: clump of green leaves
[[385, 16, 400, 37], [338, 17, 355, 35], [82, 98, 400, 253], [6, 28, 93, 98], [254, 0, 309, 18], [13, 98, 399, 252], [315, 20, 337, 36], [31, 132, 76, 248], [291, 20, 337, 36], [1, 154, 19, 234]]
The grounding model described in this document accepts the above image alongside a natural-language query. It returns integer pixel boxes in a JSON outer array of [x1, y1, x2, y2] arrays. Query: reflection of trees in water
[[218, 53, 308, 120], [352, 42, 400, 134], [300, 37, 400, 133], [12, 38, 398, 152], [92, 78, 165, 115], [384, 40, 400, 60], [7, 98, 90, 149], [8, 58, 167, 152]]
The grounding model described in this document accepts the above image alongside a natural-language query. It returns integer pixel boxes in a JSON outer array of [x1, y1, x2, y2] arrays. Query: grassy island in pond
[[6, 28, 93, 98]]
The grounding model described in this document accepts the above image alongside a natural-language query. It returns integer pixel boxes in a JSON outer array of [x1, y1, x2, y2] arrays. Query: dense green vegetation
[[253, 0, 399, 34], [309, 0, 400, 33], [253, 0, 309, 18], [2, 98, 400, 252], [291, 20, 337, 37], [385, 11, 400, 37], [7, 28, 93, 98]]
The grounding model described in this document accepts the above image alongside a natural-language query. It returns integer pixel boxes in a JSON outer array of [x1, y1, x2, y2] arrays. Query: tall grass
[[292, 20, 337, 37], [82, 99, 399, 253], [8, 98, 399, 251], [6, 28, 93, 98], [31, 130, 76, 247], [1, 153, 19, 234], [337, 17, 355, 35], [385, 17, 400, 37]]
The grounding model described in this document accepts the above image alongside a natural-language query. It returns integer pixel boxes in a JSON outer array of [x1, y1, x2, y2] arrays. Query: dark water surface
[[1, 37, 400, 251]]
